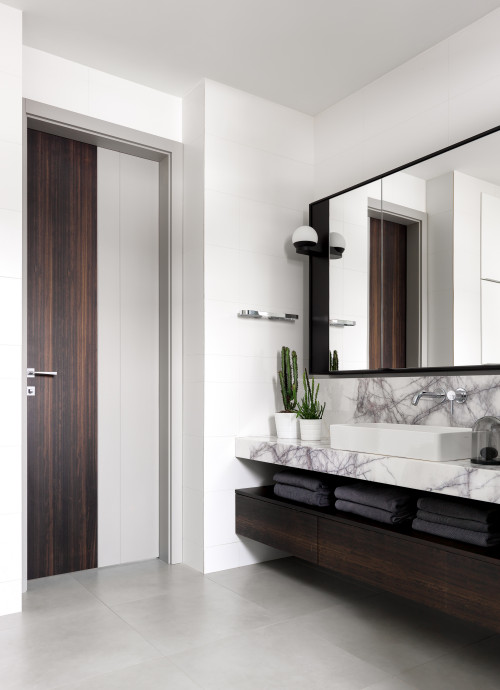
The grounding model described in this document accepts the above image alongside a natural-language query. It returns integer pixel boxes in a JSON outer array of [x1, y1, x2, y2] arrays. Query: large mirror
[[309, 127, 500, 375]]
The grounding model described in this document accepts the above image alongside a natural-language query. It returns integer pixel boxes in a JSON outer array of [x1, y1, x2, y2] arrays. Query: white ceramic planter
[[275, 412, 299, 439], [299, 418, 323, 441]]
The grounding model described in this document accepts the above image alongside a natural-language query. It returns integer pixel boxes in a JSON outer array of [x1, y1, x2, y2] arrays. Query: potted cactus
[[275, 346, 299, 439], [296, 369, 326, 441]]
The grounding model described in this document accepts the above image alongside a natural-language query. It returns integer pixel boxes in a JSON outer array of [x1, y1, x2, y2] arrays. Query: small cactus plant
[[330, 349, 339, 371], [296, 369, 326, 420], [278, 346, 298, 412]]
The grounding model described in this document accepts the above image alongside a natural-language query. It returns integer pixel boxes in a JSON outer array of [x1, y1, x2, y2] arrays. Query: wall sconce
[[292, 225, 318, 251], [330, 231, 346, 259]]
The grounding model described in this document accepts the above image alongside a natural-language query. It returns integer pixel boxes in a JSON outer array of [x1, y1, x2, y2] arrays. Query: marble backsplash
[[320, 374, 500, 432]]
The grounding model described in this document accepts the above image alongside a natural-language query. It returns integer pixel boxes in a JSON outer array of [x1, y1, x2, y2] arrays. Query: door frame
[[22, 99, 183, 588]]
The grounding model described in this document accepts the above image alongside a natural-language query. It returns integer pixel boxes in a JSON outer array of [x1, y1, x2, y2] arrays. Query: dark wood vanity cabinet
[[236, 487, 500, 632]]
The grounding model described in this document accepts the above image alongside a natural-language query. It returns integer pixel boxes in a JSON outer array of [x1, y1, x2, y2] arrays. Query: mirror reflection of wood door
[[369, 218, 407, 369], [27, 129, 97, 579]]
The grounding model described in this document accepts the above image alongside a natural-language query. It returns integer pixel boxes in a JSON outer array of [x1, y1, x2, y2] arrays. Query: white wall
[[426, 173, 454, 366], [182, 81, 205, 572], [202, 81, 313, 572], [23, 47, 182, 142], [97, 149, 159, 567], [0, 3, 22, 615], [181, 80, 314, 572], [315, 9, 500, 200], [316, 6, 500, 413]]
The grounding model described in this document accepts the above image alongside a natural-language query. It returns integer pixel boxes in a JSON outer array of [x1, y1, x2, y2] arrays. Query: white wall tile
[[362, 42, 449, 141], [0, 5, 21, 77], [183, 379, 205, 435], [182, 539, 204, 572], [0, 579, 21, 617], [314, 90, 365, 163], [481, 280, 500, 364], [0, 345, 19, 379], [23, 47, 89, 115], [205, 355, 239, 383], [449, 74, 500, 144], [0, 142, 21, 212], [204, 542, 240, 573], [0, 513, 21, 581], [238, 381, 277, 437], [449, 10, 500, 98], [182, 81, 205, 144], [481, 193, 500, 281], [0, 210, 21, 278], [206, 135, 313, 211], [204, 382, 239, 436], [205, 300, 239, 356], [238, 251, 304, 314], [205, 80, 314, 165], [239, 199, 302, 259], [0, 278, 21, 346], [205, 244, 240, 302], [205, 190, 239, 249], [89, 68, 182, 141], [183, 434, 204, 492], [0, 447, 21, 515], [204, 490, 236, 548], [0, 73, 21, 146], [183, 487, 204, 546], [23, 46, 182, 142]]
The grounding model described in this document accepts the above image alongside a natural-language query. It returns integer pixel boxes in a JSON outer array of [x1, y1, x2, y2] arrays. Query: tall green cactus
[[278, 346, 298, 412]]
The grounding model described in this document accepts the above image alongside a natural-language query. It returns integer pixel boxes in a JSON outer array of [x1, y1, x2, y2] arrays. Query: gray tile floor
[[1, 557, 499, 689]]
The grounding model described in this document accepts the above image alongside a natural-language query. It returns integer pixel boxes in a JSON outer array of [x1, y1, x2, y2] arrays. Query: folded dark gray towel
[[417, 495, 500, 524], [274, 483, 331, 507], [334, 481, 415, 513], [273, 469, 330, 492], [417, 509, 499, 534], [412, 518, 500, 547], [335, 499, 414, 525]]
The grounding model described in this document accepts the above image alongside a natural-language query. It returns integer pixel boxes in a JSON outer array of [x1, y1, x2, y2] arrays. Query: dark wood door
[[369, 217, 407, 369], [27, 129, 97, 579]]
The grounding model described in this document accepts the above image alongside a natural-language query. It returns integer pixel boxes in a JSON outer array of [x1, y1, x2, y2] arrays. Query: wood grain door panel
[[27, 129, 97, 579]]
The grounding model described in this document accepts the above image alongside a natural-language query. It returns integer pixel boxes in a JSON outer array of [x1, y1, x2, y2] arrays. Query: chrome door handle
[[27, 368, 58, 378]]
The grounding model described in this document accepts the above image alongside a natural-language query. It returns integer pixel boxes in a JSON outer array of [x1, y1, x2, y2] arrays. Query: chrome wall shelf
[[239, 310, 298, 322], [330, 319, 356, 327]]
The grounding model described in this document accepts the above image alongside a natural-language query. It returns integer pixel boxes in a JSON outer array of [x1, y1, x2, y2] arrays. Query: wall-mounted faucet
[[411, 388, 446, 406], [411, 387, 467, 415]]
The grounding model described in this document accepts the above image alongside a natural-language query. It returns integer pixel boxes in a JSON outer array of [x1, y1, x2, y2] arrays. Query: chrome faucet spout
[[411, 388, 446, 406]]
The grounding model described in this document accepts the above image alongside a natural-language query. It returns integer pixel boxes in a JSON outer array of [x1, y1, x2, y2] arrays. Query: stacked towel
[[412, 495, 500, 547], [334, 481, 417, 524], [273, 469, 335, 507]]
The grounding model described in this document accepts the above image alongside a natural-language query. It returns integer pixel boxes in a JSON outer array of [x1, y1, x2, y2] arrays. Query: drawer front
[[443, 551, 500, 630], [236, 494, 318, 563], [318, 518, 448, 610]]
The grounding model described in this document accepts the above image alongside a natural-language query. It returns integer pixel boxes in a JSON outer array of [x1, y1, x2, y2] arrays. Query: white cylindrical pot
[[299, 419, 323, 442], [275, 412, 299, 439]]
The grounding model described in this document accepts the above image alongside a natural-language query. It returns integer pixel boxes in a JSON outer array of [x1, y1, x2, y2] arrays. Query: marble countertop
[[235, 436, 500, 504]]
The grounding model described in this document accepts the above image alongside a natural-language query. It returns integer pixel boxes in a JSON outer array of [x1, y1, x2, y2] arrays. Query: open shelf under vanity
[[236, 486, 500, 632]]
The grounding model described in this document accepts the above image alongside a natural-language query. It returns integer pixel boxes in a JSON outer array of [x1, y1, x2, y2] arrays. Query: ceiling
[[5, 0, 500, 114]]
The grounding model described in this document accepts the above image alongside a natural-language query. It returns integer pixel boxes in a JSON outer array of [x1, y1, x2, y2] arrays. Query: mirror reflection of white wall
[[481, 193, 500, 364], [329, 181, 381, 370]]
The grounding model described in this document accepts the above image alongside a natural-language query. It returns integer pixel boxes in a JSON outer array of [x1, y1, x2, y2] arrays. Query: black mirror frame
[[308, 124, 500, 378]]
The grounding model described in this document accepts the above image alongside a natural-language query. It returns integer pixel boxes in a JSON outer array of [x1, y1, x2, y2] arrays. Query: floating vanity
[[235, 435, 500, 632]]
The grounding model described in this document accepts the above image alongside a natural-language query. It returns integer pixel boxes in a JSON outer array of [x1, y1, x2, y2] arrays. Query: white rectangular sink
[[330, 423, 472, 462]]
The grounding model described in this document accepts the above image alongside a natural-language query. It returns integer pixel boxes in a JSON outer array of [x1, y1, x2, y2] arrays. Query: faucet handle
[[446, 388, 467, 415]]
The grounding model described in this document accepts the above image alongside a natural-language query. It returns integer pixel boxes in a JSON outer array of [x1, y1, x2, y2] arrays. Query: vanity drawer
[[318, 518, 448, 609], [236, 494, 318, 563]]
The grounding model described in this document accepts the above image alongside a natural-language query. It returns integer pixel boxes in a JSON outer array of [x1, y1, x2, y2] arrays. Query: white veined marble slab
[[235, 436, 500, 504]]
